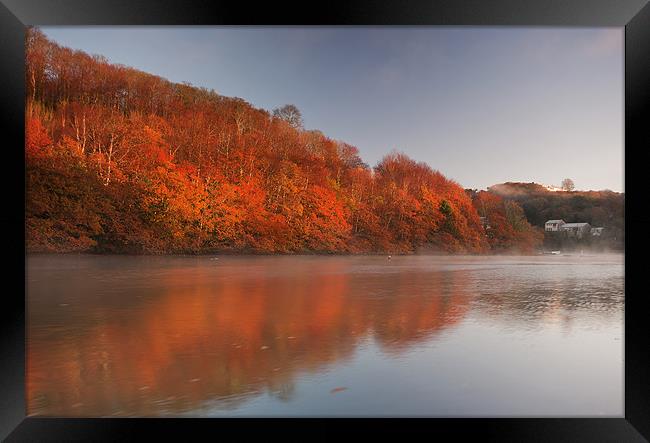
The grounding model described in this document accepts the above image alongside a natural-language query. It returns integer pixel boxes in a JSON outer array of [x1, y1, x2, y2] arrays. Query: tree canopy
[[272, 104, 304, 129], [561, 178, 575, 192], [25, 27, 545, 255]]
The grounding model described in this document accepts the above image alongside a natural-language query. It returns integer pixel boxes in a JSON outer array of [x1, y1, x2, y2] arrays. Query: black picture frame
[[1, 0, 648, 440]]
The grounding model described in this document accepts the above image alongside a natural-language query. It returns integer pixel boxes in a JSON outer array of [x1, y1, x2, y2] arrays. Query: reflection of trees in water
[[470, 275, 623, 330], [366, 270, 471, 353], [27, 262, 471, 416]]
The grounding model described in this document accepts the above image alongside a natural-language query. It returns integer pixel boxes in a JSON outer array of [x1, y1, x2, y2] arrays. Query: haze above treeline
[[25, 28, 623, 255]]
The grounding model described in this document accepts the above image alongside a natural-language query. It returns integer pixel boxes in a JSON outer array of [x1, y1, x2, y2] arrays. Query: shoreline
[[25, 249, 625, 258]]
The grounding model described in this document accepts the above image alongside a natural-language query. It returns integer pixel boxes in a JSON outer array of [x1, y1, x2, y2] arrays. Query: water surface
[[27, 254, 624, 417]]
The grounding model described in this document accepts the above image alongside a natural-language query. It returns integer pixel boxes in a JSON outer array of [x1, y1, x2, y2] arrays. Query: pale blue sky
[[41, 27, 624, 192]]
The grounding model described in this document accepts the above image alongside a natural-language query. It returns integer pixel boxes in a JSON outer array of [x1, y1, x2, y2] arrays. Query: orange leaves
[[299, 185, 352, 252], [142, 125, 172, 164], [25, 117, 52, 160], [471, 190, 542, 253], [355, 152, 489, 254], [25, 28, 542, 255]]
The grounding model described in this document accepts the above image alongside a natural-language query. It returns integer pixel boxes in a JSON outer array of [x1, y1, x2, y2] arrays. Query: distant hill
[[488, 182, 564, 196], [480, 182, 624, 250]]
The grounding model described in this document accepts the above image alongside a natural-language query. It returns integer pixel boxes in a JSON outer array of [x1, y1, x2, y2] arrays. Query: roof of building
[[562, 222, 591, 228], [545, 219, 565, 224]]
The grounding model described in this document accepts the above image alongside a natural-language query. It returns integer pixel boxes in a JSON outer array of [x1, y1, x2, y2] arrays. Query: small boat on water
[[541, 250, 562, 255]]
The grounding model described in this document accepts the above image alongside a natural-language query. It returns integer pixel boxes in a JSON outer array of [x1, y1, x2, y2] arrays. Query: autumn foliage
[[469, 191, 543, 254], [25, 28, 540, 254]]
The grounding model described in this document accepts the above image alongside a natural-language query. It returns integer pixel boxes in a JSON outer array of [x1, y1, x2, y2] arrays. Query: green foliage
[[439, 200, 452, 216]]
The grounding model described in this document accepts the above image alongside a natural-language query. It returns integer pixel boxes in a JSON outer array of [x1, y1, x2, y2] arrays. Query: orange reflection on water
[[27, 258, 471, 416]]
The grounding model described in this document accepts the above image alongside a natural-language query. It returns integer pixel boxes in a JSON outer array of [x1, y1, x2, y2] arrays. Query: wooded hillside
[[485, 182, 624, 250], [25, 28, 544, 254]]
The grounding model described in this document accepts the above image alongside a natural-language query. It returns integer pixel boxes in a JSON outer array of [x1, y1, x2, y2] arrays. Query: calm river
[[26, 254, 624, 417]]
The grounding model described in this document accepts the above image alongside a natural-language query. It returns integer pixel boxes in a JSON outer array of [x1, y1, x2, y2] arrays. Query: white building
[[562, 222, 592, 239], [545, 219, 566, 232]]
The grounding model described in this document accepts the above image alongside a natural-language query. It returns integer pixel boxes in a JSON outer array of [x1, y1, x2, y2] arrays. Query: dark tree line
[[485, 182, 624, 250]]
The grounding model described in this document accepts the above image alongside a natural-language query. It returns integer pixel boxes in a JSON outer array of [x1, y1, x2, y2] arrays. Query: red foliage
[[25, 117, 51, 160], [24, 27, 540, 255], [471, 191, 543, 253]]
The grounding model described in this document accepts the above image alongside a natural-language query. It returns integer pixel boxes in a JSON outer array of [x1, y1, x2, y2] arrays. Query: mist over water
[[27, 254, 623, 417]]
